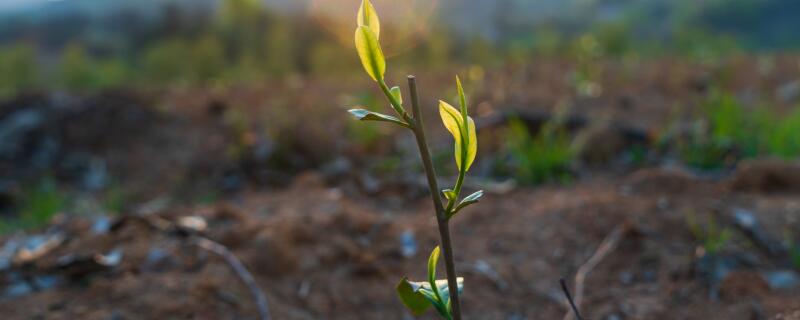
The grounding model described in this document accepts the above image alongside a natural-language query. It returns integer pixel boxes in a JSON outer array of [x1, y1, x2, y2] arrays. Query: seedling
[[346, 1, 482, 318], [504, 117, 573, 185], [0, 177, 66, 234], [686, 213, 732, 256]]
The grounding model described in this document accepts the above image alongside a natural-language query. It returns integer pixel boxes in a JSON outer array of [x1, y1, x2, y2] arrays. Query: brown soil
[[2, 56, 800, 319], [1, 170, 799, 319]]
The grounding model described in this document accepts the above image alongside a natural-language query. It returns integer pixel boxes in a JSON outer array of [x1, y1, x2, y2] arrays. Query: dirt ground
[[1, 168, 799, 319], [2, 57, 800, 319]]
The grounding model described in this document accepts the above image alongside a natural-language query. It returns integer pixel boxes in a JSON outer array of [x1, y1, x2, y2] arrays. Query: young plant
[[504, 117, 573, 185], [347, 1, 481, 319], [686, 212, 732, 256], [0, 177, 66, 234]]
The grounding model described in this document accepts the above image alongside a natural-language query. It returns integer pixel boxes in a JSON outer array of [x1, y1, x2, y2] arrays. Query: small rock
[[732, 207, 786, 257], [142, 247, 174, 272], [96, 248, 123, 267], [297, 280, 312, 299], [177, 216, 208, 233], [91, 216, 112, 234], [399, 230, 417, 258], [358, 172, 381, 194], [763, 270, 800, 290], [2, 273, 61, 298], [619, 271, 634, 285], [320, 157, 351, 182], [506, 314, 526, 320], [12, 233, 65, 265], [56, 248, 122, 278]]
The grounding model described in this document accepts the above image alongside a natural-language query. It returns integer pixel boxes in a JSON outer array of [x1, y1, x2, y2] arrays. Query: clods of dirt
[[0, 169, 798, 319], [729, 159, 800, 194]]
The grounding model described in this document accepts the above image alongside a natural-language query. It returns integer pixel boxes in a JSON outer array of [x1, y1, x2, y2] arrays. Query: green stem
[[406, 75, 463, 320], [378, 79, 412, 124], [444, 170, 465, 216]]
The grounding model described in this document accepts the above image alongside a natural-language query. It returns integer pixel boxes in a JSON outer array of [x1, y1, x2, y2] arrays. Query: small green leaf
[[390, 86, 403, 104], [396, 277, 432, 316], [449, 190, 483, 218], [348, 109, 411, 128], [428, 246, 440, 295], [441, 189, 456, 201], [459, 190, 484, 205], [355, 26, 385, 82], [456, 76, 467, 117], [357, 0, 380, 39], [439, 100, 477, 171]]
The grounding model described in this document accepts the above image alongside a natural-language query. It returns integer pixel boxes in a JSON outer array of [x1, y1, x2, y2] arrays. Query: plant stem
[[378, 79, 412, 123], [444, 170, 465, 215], [407, 75, 463, 320]]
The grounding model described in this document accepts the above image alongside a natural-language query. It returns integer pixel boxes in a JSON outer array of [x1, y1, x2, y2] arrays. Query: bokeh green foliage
[[0, 44, 39, 98], [53, 43, 131, 92], [0, 0, 769, 96], [142, 36, 226, 86], [686, 212, 732, 255], [502, 118, 574, 185], [0, 178, 66, 233], [679, 90, 800, 169]]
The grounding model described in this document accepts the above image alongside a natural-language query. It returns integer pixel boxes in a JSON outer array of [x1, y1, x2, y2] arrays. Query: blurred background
[[1, 0, 800, 319]]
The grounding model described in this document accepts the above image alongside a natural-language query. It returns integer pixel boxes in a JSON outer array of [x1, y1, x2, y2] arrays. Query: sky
[[0, 0, 59, 11]]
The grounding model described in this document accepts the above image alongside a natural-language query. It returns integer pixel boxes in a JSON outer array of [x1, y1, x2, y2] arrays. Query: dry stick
[[194, 237, 271, 320], [563, 224, 628, 320], [560, 278, 584, 320], [407, 75, 462, 320], [129, 215, 271, 320]]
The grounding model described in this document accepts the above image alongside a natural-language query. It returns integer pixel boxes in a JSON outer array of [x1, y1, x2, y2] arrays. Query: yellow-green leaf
[[354, 26, 385, 82], [428, 246, 440, 289], [357, 0, 380, 39], [439, 100, 477, 171], [390, 86, 403, 104], [456, 76, 467, 116]]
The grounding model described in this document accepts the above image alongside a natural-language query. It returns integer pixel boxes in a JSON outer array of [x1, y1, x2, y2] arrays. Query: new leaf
[[357, 0, 380, 39], [439, 101, 477, 171], [449, 190, 484, 219], [355, 26, 385, 82]]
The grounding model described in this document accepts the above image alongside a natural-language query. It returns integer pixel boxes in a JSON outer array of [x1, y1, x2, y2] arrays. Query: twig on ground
[[193, 236, 271, 320], [560, 278, 583, 320], [563, 224, 629, 320], [99, 214, 272, 319]]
